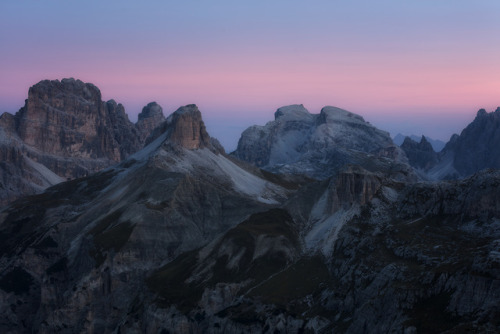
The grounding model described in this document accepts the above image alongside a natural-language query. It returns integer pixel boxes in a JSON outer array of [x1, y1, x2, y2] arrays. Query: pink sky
[[1, 1, 499, 150]]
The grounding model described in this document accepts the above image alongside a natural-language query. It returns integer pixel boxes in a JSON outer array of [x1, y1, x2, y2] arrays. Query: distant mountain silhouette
[[393, 133, 445, 152]]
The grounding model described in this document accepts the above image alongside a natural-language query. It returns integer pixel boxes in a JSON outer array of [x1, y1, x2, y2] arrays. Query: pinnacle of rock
[[167, 104, 211, 150], [136, 102, 166, 142]]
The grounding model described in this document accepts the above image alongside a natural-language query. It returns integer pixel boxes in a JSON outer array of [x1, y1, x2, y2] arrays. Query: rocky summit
[[411, 107, 500, 180], [232, 104, 410, 180], [400, 135, 439, 172], [136, 102, 166, 142], [448, 108, 500, 176], [0, 79, 166, 206]]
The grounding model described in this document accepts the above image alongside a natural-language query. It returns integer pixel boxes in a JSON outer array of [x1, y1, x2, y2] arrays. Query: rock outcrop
[[393, 133, 445, 152], [418, 107, 500, 180], [449, 108, 500, 175], [0, 79, 167, 206], [232, 104, 411, 180], [12, 79, 143, 161], [165, 104, 212, 149], [136, 102, 165, 142], [400, 135, 438, 170]]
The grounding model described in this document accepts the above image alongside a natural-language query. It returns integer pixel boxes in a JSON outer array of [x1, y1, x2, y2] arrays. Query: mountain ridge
[[393, 133, 445, 152], [401, 107, 500, 180], [0, 78, 167, 206]]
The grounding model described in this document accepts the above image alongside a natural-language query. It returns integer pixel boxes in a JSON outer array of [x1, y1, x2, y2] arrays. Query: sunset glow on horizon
[[1, 1, 499, 150]]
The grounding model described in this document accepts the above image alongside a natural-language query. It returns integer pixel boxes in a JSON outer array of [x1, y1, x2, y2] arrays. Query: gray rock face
[[0, 79, 168, 207], [400, 135, 438, 170], [145, 104, 223, 154], [415, 108, 500, 180], [232, 104, 410, 180], [450, 108, 500, 175], [393, 133, 446, 152], [136, 102, 165, 142], [15, 78, 140, 160]]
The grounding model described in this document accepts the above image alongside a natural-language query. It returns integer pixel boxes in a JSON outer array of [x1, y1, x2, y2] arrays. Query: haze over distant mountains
[[1, 79, 500, 333]]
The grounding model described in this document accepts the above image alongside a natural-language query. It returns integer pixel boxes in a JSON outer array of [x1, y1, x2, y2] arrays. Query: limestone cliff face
[[136, 102, 165, 142], [146, 104, 223, 154], [334, 165, 381, 209], [167, 104, 211, 149], [0, 79, 166, 206], [15, 78, 141, 160]]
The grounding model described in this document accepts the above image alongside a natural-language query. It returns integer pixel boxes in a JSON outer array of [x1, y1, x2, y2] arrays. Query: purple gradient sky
[[1, 1, 499, 151]]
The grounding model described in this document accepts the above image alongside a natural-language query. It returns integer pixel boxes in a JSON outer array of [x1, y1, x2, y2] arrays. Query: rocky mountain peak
[[143, 104, 214, 151], [166, 104, 211, 150], [419, 135, 430, 145], [400, 135, 438, 170], [449, 108, 500, 175], [233, 104, 409, 180], [138, 102, 164, 121], [274, 104, 312, 121], [318, 106, 365, 125], [136, 102, 166, 142], [0, 78, 147, 206], [27, 78, 101, 107], [476, 108, 488, 118], [473, 108, 500, 124]]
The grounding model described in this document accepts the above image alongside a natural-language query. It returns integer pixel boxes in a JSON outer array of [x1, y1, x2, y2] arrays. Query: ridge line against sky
[[1, 1, 499, 151]]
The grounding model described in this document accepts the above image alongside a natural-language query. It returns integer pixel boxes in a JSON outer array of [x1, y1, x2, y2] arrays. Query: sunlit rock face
[[0, 79, 167, 206], [232, 104, 412, 181]]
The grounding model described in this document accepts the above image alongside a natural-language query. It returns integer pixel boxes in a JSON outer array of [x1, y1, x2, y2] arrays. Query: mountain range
[[0, 79, 499, 333]]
